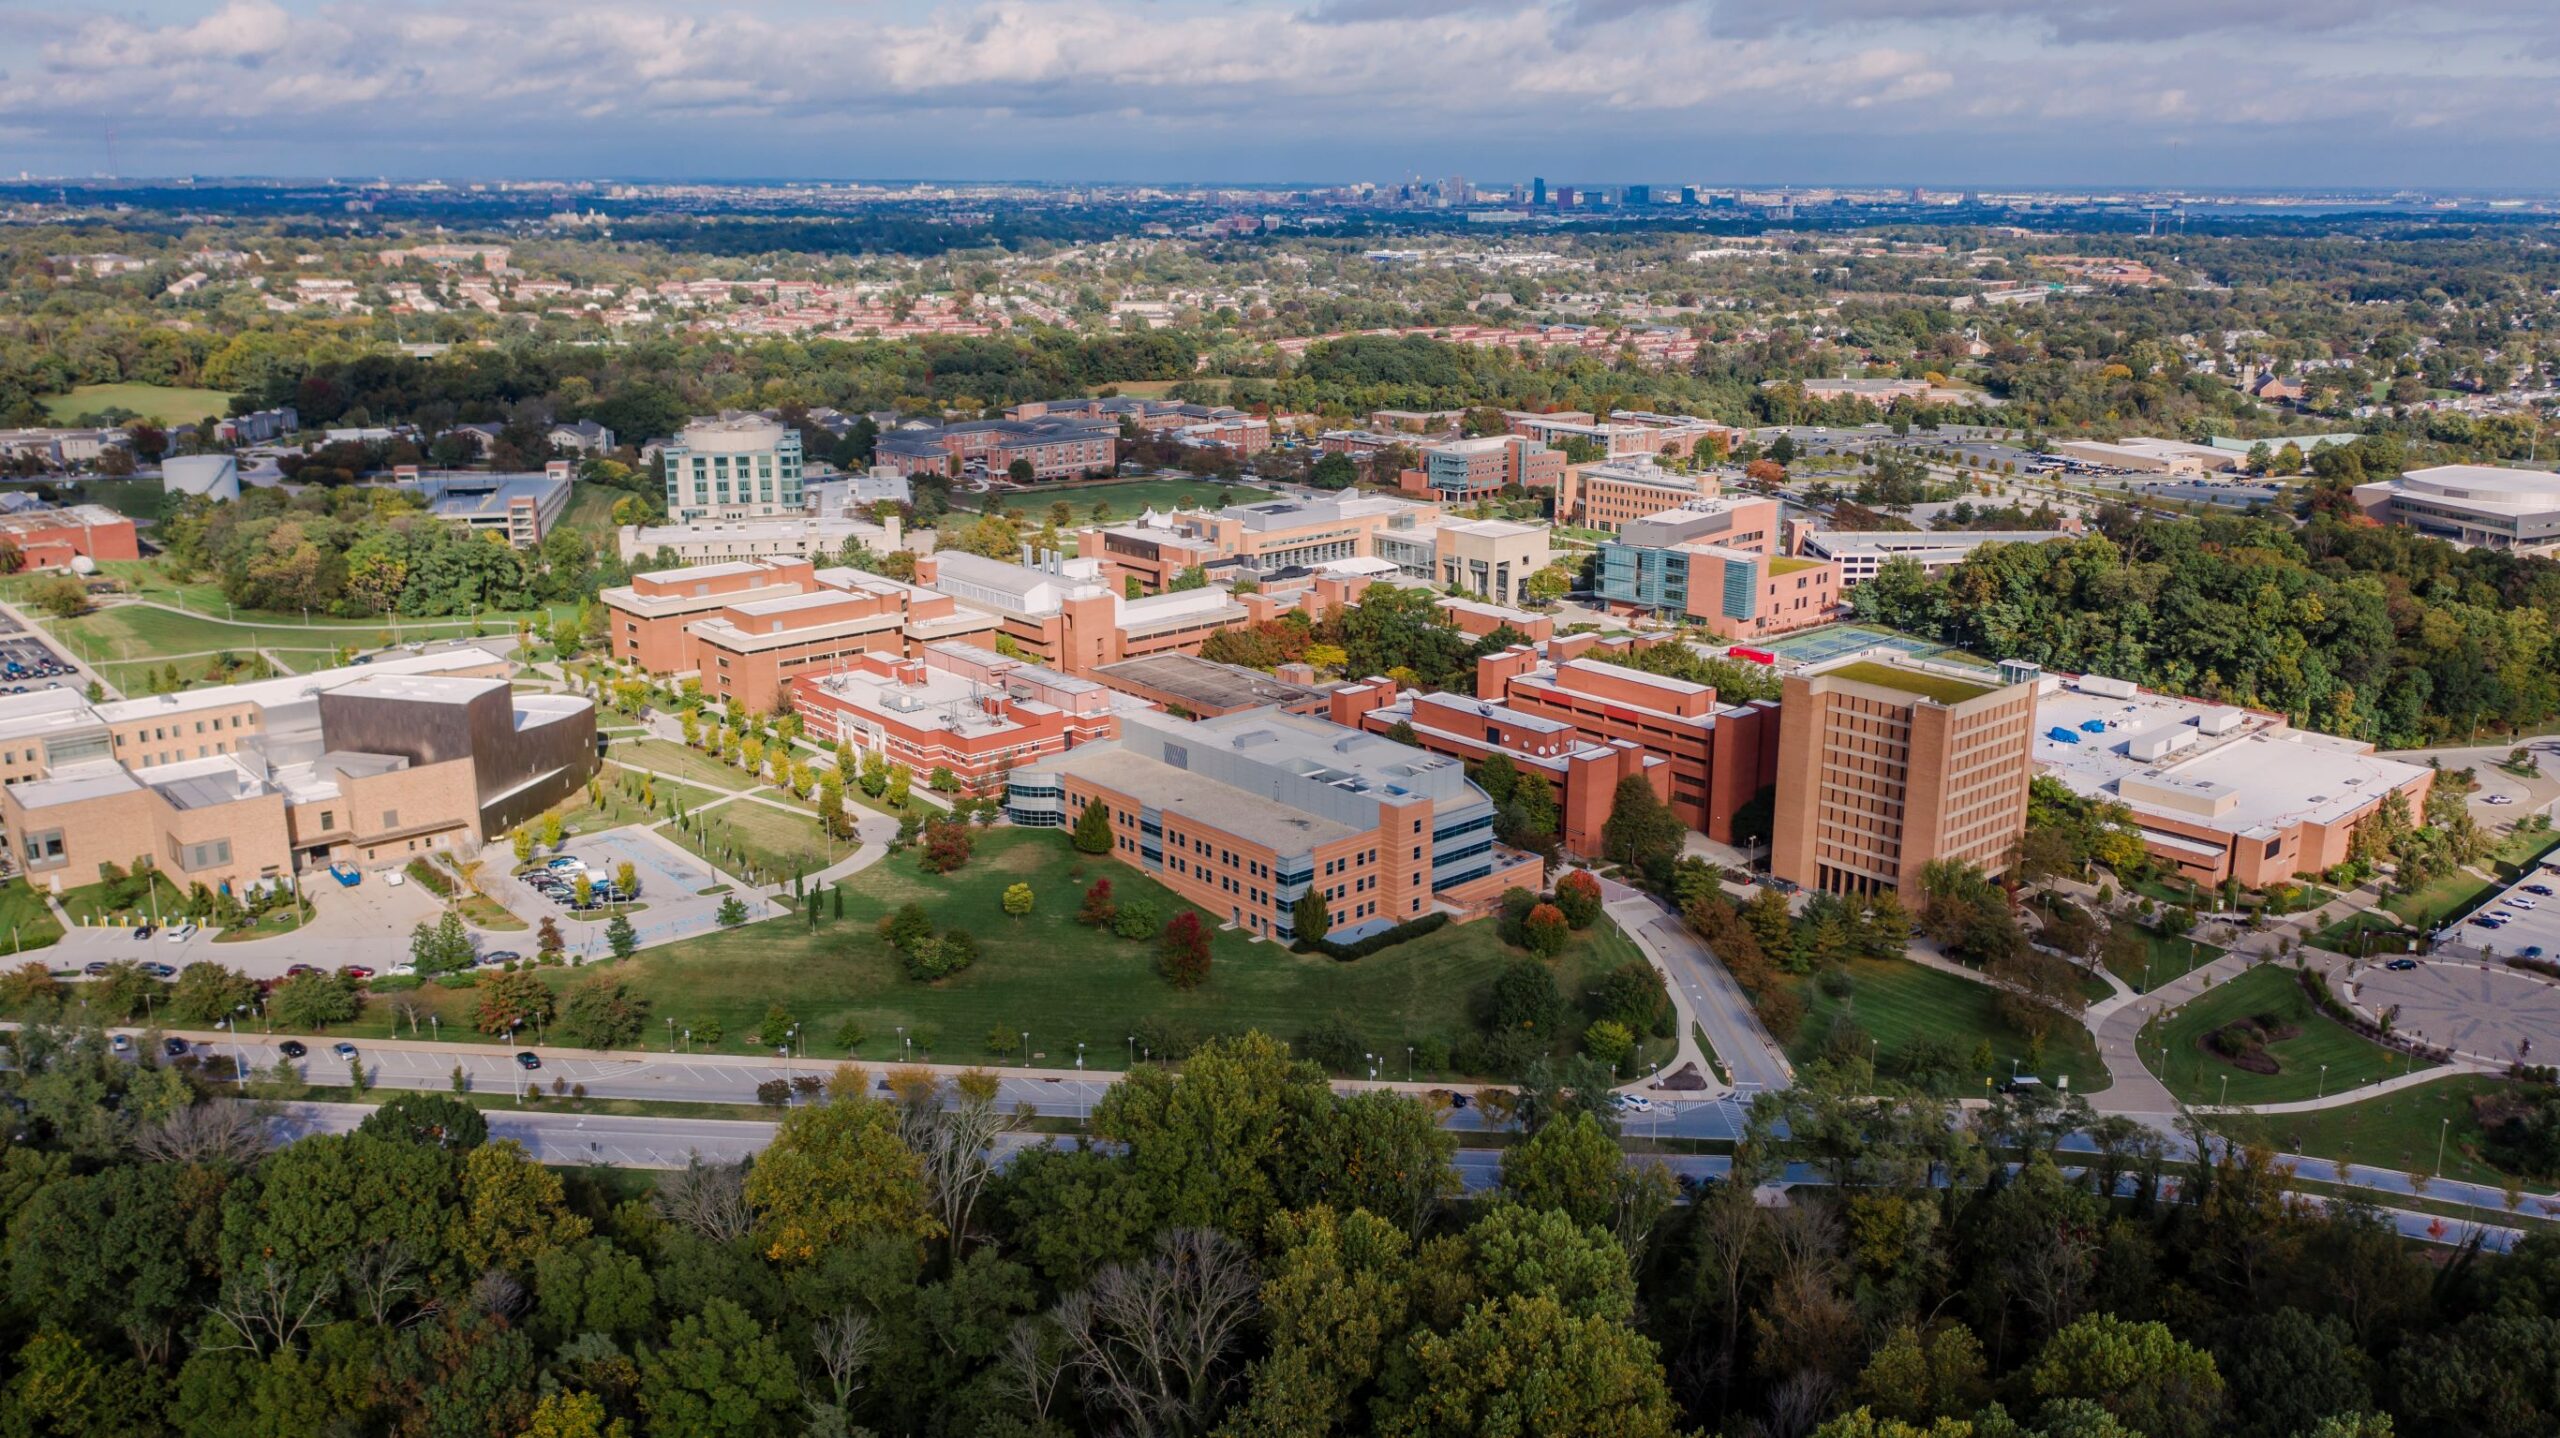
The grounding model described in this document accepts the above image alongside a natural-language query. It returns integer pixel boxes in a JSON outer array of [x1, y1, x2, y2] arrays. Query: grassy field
[[2219, 1073, 2536, 1189], [605, 738, 760, 796], [980, 477, 1272, 520], [557, 484, 625, 542], [2107, 929, 2223, 992], [2310, 912, 2423, 957], [659, 795, 844, 885], [2140, 963, 2427, 1105], [46, 604, 385, 669], [2383, 869, 2500, 928], [0, 479, 165, 521], [0, 883, 63, 952], [279, 830, 1648, 1078], [1791, 956, 2109, 1093], [42, 384, 236, 427]]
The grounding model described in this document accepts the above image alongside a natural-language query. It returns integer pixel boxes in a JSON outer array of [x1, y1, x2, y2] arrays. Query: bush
[[1585, 960, 1668, 1035], [403, 858, 455, 897], [905, 927, 980, 982], [1111, 900, 1160, 941], [920, 819, 975, 874], [1755, 987, 1806, 1042], [1077, 879, 1117, 928], [1293, 911, 1449, 961], [1485, 957, 1563, 1038], [1299, 1014, 1367, 1073], [1817, 968, 1856, 1001], [1522, 903, 1571, 958], [559, 975, 646, 1049], [1158, 912, 1212, 989]]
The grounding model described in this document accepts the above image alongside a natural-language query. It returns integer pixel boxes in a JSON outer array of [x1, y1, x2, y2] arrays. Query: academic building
[[0, 651, 594, 897], [1769, 657, 2041, 895], [1005, 708, 1541, 942], [789, 642, 1123, 795]]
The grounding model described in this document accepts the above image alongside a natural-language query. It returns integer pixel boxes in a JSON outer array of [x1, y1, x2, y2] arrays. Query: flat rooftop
[[1091, 653, 1328, 712], [2033, 682, 2428, 837], [1046, 744, 1362, 851], [1817, 659, 1998, 704]]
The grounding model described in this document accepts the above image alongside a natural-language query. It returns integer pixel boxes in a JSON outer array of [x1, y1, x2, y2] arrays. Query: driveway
[[50, 870, 449, 977]]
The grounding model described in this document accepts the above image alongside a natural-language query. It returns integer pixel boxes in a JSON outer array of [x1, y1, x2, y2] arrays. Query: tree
[[615, 860, 638, 897], [475, 970, 556, 1036], [1159, 911, 1212, 988], [1378, 1293, 1684, 1438], [1072, 798, 1114, 854], [1292, 889, 1331, 945], [1601, 775, 1682, 873], [929, 766, 960, 793], [1582, 1018, 1634, 1071], [408, 910, 475, 976], [168, 961, 258, 1025], [538, 914, 566, 959], [743, 1085, 939, 1262], [511, 828, 536, 866], [358, 1092, 488, 1150], [1002, 882, 1035, 918], [270, 971, 359, 1030], [604, 912, 638, 960], [452, 1139, 589, 1272], [637, 1298, 801, 1438], [1554, 869, 1603, 928], [715, 895, 748, 927], [1488, 955, 1564, 1038], [540, 812, 564, 850], [27, 576, 87, 619], [921, 818, 975, 873], [1523, 902, 1571, 958], [1057, 1229, 1261, 1438], [1078, 878, 1118, 928], [2029, 1315, 2225, 1438], [558, 975, 646, 1049]]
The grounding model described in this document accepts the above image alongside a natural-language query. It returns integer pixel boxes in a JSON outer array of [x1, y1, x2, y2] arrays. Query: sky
[[6, 0, 2560, 189]]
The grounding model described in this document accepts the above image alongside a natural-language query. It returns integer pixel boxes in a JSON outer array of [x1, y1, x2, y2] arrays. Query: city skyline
[[5, 0, 2556, 187]]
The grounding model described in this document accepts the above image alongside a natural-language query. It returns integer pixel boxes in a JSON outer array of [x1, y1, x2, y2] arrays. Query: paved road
[[1602, 888, 1793, 1094]]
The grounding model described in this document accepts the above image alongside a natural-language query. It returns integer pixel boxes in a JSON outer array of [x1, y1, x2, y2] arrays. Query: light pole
[[2437, 1117, 2450, 1177], [2318, 1063, 2329, 1100], [1076, 1041, 1084, 1072], [1020, 1030, 1030, 1067], [1407, 1044, 1415, 1082], [2219, 1074, 2229, 1108], [1126, 1034, 1136, 1068], [666, 1016, 675, 1052]]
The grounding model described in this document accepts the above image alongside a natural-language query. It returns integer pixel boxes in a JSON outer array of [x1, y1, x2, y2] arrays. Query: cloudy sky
[[6, 0, 2557, 187]]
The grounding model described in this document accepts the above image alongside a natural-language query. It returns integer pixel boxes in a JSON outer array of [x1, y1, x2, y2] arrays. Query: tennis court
[[1758, 623, 1993, 671]]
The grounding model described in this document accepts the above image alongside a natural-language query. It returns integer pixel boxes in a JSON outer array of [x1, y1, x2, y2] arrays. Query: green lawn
[[42, 383, 237, 428], [980, 477, 1273, 521], [605, 738, 759, 796], [0, 480, 165, 521], [2310, 912, 2423, 957], [2107, 928, 2223, 992], [0, 883, 63, 953], [2382, 869, 2499, 928], [46, 604, 414, 668], [660, 796, 843, 886], [54, 872, 184, 929], [2140, 963, 2429, 1106], [1791, 956, 2110, 1094], [301, 829, 1647, 1078], [557, 484, 625, 542], [211, 901, 315, 944], [2218, 1073, 2535, 1189]]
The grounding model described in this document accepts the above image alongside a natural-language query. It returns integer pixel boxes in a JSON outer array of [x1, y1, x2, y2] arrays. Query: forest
[[0, 1019, 2543, 1438], [1850, 501, 2560, 748]]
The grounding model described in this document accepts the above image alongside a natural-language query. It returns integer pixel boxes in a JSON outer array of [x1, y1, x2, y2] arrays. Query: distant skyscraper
[[1554, 186, 1578, 208], [1680, 185, 1698, 206], [1625, 184, 1650, 206], [1446, 174, 1470, 205], [1532, 176, 1547, 207]]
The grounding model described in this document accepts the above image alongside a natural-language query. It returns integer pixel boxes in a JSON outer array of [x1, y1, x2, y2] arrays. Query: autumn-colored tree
[[475, 970, 556, 1036], [1554, 869, 1603, 929], [1078, 877, 1117, 928], [1523, 903, 1571, 958], [1159, 911, 1212, 989], [742, 1088, 941, 1263]]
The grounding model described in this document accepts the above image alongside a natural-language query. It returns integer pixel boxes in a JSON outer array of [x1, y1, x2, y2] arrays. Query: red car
[[336, 965, 375, 981]]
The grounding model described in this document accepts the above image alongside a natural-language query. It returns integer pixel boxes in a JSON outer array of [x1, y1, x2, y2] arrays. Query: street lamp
[[1407, 1044, 1415, 1082], [2437, 1117, 2450, 1177], [666, 1016, 675, 1052], [1126, 1034, 1136, 1068], [2318, 1063, 2329, 1100], [1076, 1041, 1084, 1072], [1021, 1030, 1030, 1067]]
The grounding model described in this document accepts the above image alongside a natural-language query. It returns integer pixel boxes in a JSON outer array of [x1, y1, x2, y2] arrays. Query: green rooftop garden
[[1820, 659, 1996, 704]]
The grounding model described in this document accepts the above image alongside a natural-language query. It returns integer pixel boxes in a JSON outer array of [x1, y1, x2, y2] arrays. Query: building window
[[382, 809, 399, 829]]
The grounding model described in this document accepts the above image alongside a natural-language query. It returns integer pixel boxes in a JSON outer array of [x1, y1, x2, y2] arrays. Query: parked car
[[546, 857, 586, 874], [331, 1042, 358, 1059], [130, 923, 152, 940], [2527, 884, 2554, 897], [515, 1051, 541, 1070], [165, 922, 197, 941], [482, 951, 522, 966], [278, 1040, 307, 1058], [2387, 958, 2420, 971], [144, 963, 176, 979], [80, 961, 107, 976], [337, 965, 375, 980], [161, 1037, 187, 1057], [2524, 946, 2547, 959], [2484, 794, 2516, 805], [110, 1034, 130, 1053], [285, 963, 319, 976]]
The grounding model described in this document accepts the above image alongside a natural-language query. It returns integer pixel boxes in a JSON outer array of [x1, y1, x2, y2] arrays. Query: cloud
[[1, 0, 2556, 181]]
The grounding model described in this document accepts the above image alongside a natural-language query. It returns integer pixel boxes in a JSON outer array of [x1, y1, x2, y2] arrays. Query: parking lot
[[2436, 856, 2560, 961], [0, 610, 84, 696], [492, 827, 776, 954], [2347, 958, 2560, 1067]]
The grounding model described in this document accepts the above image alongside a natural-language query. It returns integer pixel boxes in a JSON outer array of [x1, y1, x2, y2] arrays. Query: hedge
[[1293, 912, 1450, 962], [404, 859, 455, 898]]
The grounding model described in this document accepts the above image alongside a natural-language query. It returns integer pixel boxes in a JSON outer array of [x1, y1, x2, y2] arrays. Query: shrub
[[1299, 1014, 1367, 1073], [1112, 900, 1160, 941], [558, 975, 647, 1049], [1486, 956, 1563, 1038], [1294, 911, 1449, 961], [1001, 883, 1035, 918], [1817, 968, 1856, 1001], [878, 903, 934, 951], [404, 858, 455, 898], [920, 819, 976, 874], [905, 927, 980, 982], [1077, 878, 1117, 928], [1755, 987, 1806, 1042]]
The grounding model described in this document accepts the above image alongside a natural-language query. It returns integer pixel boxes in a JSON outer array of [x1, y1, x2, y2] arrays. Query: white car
[[389, 962, 417, 977], [2512, 897, 2539, 910], [165, 922, 197, 941], [385, 869, 405, 886], [2484, 794, 2516, 806], [1612, 1094, 1653, 1113]]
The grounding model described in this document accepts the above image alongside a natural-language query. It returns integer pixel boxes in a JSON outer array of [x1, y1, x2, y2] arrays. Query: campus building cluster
[[0, 651, 595, 897], [1593, 497, 1842, 641]]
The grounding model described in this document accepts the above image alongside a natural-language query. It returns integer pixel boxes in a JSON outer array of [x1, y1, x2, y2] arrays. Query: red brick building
[[789, 642, 1119, 794]]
